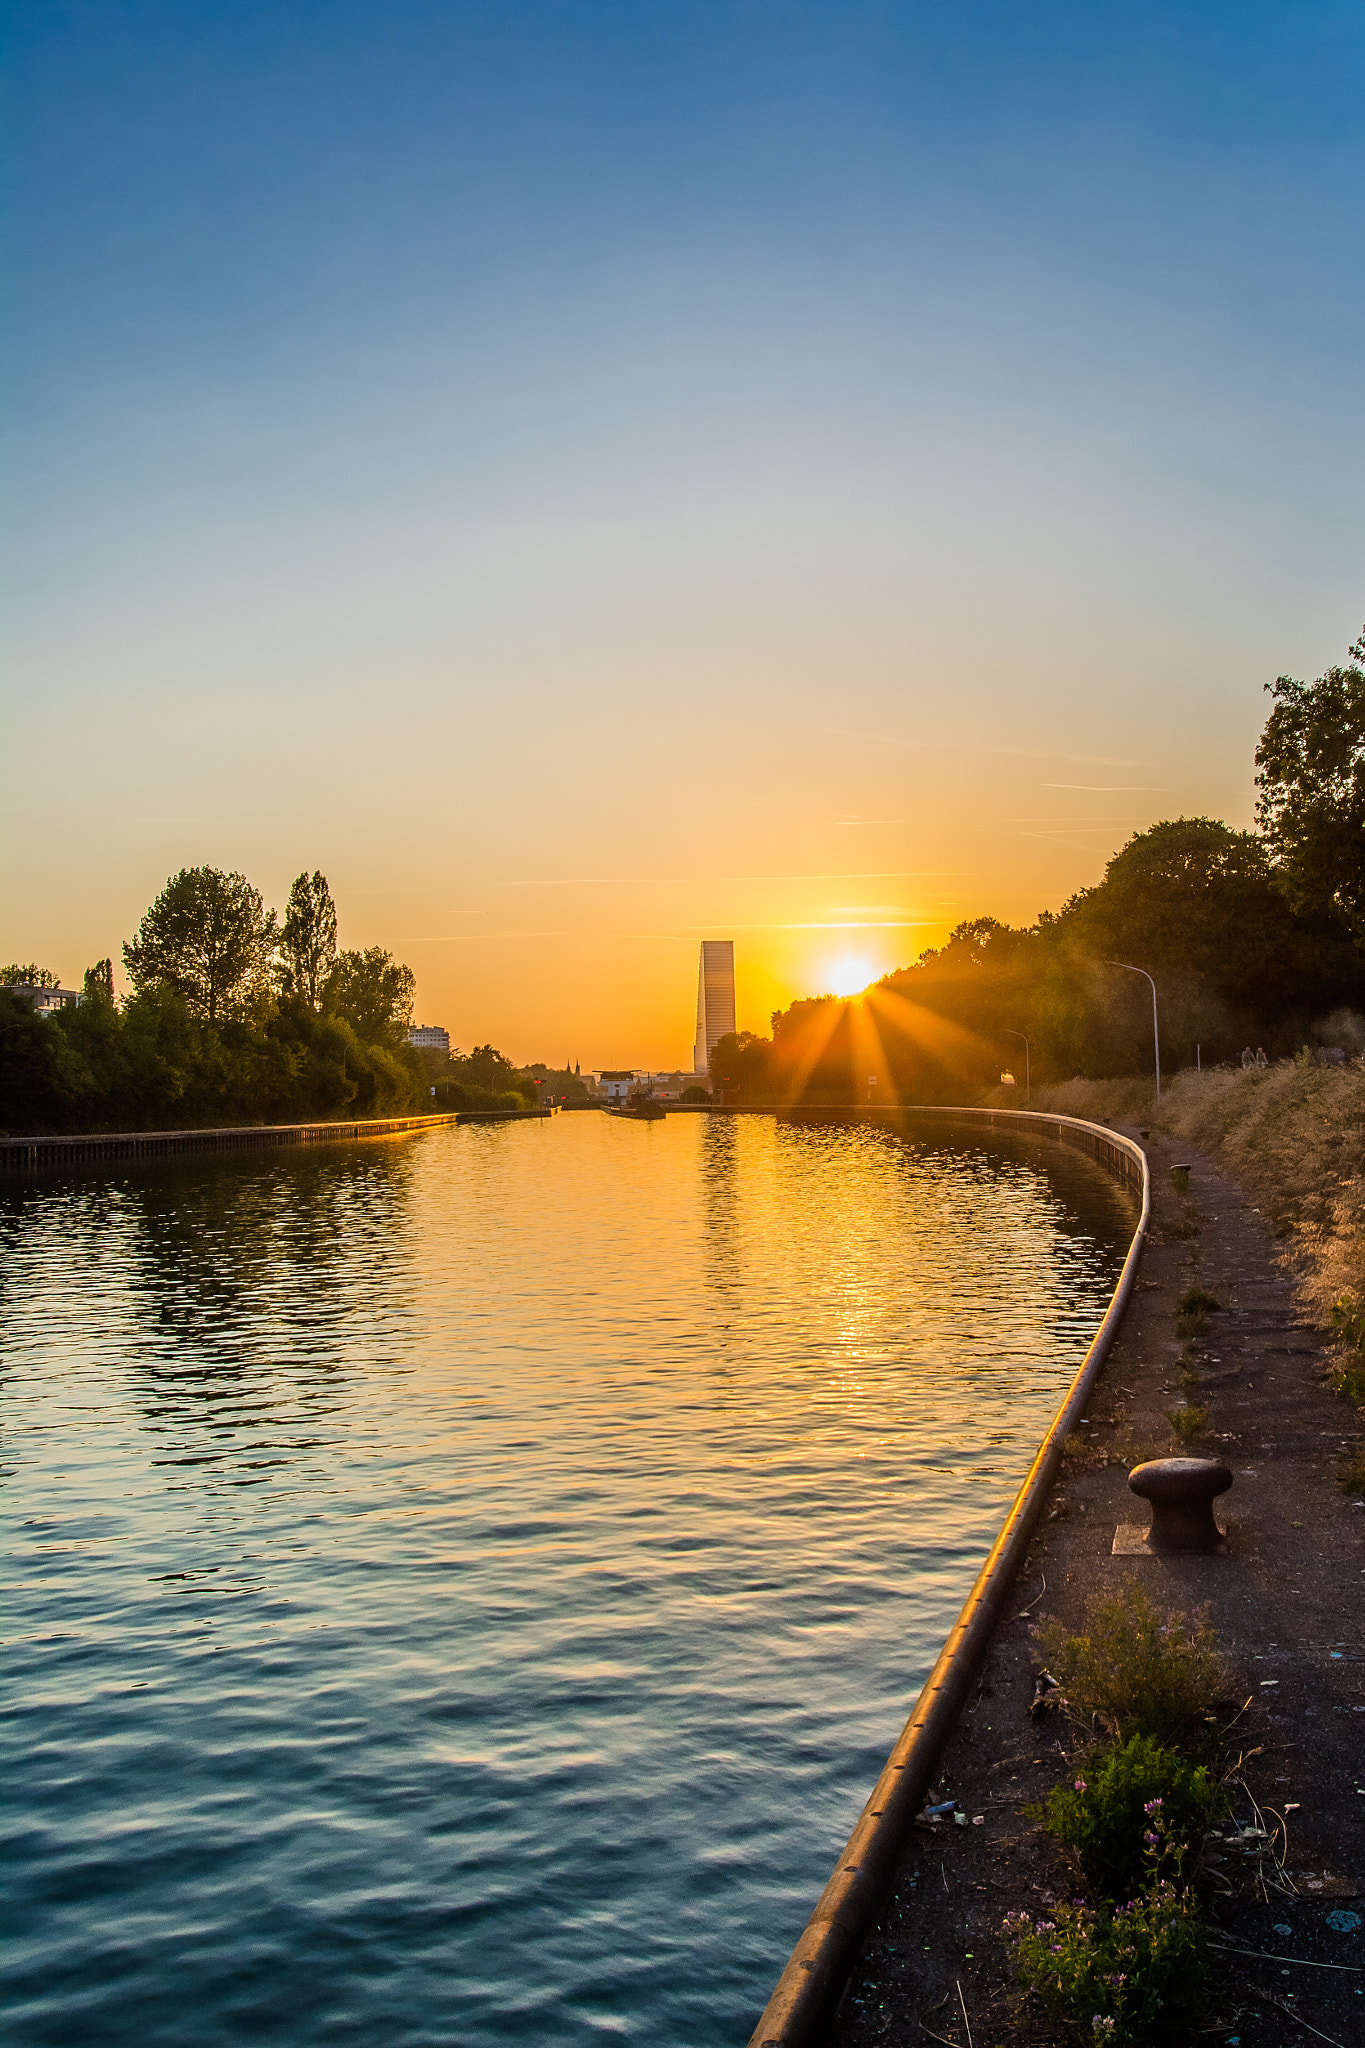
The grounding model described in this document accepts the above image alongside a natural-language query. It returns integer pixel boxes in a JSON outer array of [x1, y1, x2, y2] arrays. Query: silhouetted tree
[[123, 868, 277, 1022], [323, 946, 416, 1045], [1256, 624, 1365, 948], [280, 870, 339, 1007], [1, 963, 59, 986], [83, 959, 115, 1004]]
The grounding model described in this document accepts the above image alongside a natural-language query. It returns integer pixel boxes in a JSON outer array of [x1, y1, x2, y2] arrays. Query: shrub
[[1036, 1736, 1225, 1904], [1004, 1884, 1207, 2045], [1330, 1299, 1365, 1405], [1331, 1295, 1365, 1352], [1332, 1362, 1365, 1406], [1037, 1583, 1223, 1747], [1174, 1287, 1221, 1338]]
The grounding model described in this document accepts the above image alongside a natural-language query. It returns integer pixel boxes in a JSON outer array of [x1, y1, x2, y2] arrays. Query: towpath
[[827, 1123, 1365, 2047]]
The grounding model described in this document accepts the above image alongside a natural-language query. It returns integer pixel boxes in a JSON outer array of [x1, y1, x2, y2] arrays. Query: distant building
[[693, 940, 735, 1074], [408, 1025, 450, 1052], [596, 1069, 641, 1102], [647, 1070, 707, 1101], [9, 983, 81, 1018]]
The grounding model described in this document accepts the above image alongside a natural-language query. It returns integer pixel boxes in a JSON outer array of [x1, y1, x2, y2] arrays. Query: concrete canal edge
[[746, 1106, 1150, 2048], [0, 1108, 551, 1173]]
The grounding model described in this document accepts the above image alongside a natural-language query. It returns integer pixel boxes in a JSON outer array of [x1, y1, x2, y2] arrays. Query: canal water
[[2, 1111, 1136, 2045]]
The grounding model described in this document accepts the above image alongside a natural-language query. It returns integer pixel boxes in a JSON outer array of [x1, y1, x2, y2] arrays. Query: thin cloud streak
[[815, 726, 1144, 768], [504, 870, 955, 886]]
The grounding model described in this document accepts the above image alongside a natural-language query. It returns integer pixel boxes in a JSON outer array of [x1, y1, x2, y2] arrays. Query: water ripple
[[1, 1113, 1135, 2044]]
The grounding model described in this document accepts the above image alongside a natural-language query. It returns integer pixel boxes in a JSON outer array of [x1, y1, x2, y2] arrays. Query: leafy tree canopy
[[450, 1043, 519, 1092], [123, 868, 276, 1022], [280, 870, 338, 1008], [1255, 624, 1365, 947], [83, 959, 115, 1004], [323, 947, 416, 1045], [2, 963, 59, 986]]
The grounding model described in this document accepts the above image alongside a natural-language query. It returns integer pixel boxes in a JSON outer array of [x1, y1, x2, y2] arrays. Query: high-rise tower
[[693, 940, 736, 1074]]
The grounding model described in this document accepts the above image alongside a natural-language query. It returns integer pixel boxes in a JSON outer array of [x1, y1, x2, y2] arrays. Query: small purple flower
[[1143, 1797, 1163, 1814], [1074, 1777, 1088, 1793]]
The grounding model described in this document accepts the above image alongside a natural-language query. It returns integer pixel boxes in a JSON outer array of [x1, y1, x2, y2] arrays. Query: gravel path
[[828, 1123, 1365, 2048]]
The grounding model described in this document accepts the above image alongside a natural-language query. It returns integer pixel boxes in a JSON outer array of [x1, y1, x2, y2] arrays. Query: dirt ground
[[826, 1123, 1365, 2048]]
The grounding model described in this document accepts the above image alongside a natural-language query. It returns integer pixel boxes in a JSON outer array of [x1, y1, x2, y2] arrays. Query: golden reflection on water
[[1, 1112, 1135, 2048]]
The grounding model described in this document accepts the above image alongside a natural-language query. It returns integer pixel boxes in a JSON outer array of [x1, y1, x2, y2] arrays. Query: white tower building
[[693, 940, 736, 1074]]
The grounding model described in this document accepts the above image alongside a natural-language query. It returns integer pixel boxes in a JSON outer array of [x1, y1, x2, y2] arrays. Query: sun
[[828, 955, 875, 998]]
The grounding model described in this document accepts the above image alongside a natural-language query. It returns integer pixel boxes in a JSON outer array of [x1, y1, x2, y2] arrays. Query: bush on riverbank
[[1004, 1884, 1208, 2046], [1037, 1736, 1226, 1903], [1006, 1588, 1233, 2043]]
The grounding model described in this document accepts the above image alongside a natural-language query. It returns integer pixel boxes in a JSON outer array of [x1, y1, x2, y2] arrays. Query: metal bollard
[[1127, 1457, 1232, 1552]]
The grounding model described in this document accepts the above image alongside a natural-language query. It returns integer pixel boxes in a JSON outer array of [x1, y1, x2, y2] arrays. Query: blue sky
[[4, 2, 1363, 1060]]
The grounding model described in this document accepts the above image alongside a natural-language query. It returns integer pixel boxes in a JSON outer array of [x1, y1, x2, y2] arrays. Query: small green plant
[[1330, 1299, 1365, 1405], [1331, 1296, 1365, 1351], [1331, 1361, 1365, 1406], [1003, 1883, 1208, 2045], [1340, 1443, 1365, 1496], [1166, 1404, 1210, 1444], [1037, 1583, 1223, 1748], [1035, 1735, 1226, 1903], [1174, 1287, 1221, 1338]]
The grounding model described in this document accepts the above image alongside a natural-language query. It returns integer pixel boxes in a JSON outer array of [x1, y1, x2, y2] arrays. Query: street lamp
[[1107, 961, 1160, 1097], [1003, 1029, 1030, 1105]]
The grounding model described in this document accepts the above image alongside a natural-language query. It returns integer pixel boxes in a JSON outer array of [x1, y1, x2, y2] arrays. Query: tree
[[323, 947, 416, 1044], [280, 870, 338, 1007], [1255, 625, 1365, 947], [123, 867, 277, 1022], [709, 1029, 773, 1101], [83, 958, 115, 1005], [450, 1042, 518, 1092], [2, 963, 59, 986]]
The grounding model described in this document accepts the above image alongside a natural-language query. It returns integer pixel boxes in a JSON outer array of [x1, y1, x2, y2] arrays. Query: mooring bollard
[[1127, 1457, 1232, 1552], [1169, 1162, 1191, 1190]]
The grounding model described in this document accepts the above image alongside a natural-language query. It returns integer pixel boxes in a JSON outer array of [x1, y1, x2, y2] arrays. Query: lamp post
[[1003, 1029, 1030, 1105], [1107, 961, 1160, 1097]]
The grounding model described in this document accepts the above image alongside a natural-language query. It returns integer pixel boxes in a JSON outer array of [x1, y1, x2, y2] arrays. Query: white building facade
[[407, 1025, 450, 1052]]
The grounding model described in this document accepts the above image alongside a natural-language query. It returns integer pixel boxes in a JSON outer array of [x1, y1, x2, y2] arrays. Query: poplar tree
[[281, 870, 339, 1008]]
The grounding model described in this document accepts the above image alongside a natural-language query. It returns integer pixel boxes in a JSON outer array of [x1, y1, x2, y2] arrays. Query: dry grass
[[987, 1059, 1365, 1336]]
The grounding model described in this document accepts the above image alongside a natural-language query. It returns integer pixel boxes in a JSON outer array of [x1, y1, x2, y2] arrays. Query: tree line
[[711, 626, 1365, 1104], [1, 868, 440, 1133], [0, 867, 593, 1133]]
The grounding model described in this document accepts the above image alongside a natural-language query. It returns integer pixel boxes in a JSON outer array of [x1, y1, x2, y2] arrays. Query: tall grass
[[987, 1060, 1365, 1333]]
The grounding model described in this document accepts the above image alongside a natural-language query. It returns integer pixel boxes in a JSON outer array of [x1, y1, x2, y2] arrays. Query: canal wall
[[0, 1112, 464, 1174], [746, 1104, 1150, 2048]]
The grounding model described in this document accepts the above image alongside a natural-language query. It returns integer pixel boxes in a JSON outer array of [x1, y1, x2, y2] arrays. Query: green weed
[[1034, 1736, 1226, 1905], [1166, 1405, 1210, 1444], [1003, 1884, 1207, 2045], [1037, 1583, 1223, 1748], [1174, 1287, 1221, 1339]]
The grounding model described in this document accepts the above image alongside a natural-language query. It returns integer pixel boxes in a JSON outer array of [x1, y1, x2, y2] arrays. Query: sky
[[3, 1, 1363, 1067]]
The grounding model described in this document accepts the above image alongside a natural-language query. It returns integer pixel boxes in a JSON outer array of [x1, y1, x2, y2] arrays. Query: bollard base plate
[[1112, 1521, 1227, 1555]]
